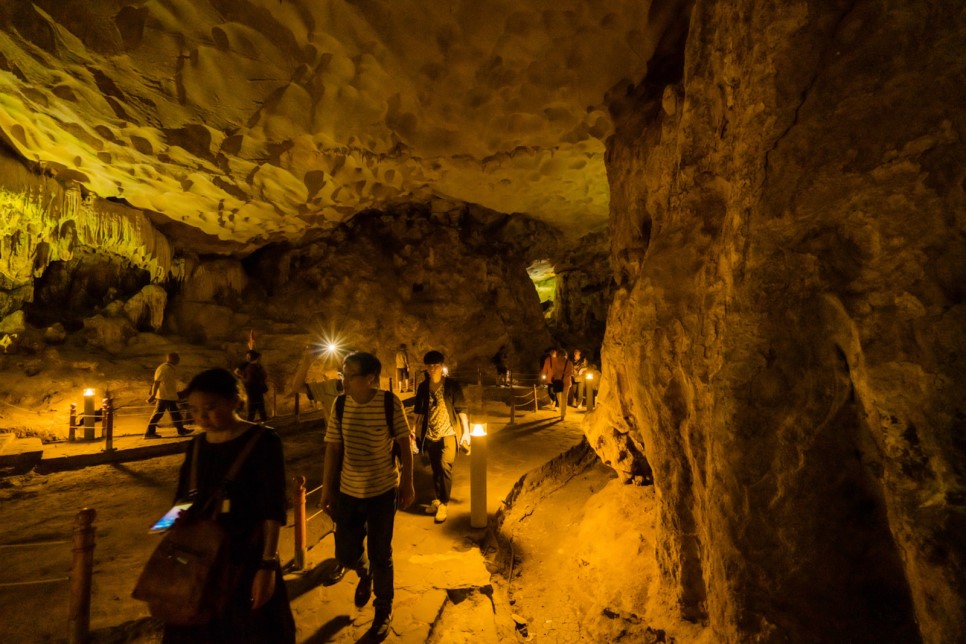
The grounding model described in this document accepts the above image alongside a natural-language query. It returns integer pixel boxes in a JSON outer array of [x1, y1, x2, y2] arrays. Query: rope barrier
[[0, 398, 45, 414], [0, 509, 96, 644], [0, 540, 71, 549], [0, 576, 70, 588], [305, 508, 327, 524]]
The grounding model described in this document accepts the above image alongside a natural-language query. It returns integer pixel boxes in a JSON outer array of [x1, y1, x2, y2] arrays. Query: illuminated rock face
[[596, 2, 965, 642], [0, 0, 680, 244]]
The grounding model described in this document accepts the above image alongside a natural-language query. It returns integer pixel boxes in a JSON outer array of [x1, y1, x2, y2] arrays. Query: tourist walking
[[161, 368, 295, 643], [235, 350, 269, 422], [319, 351, 415, 642], [145, 352, 192, 438], [411, 350, 471, 524]]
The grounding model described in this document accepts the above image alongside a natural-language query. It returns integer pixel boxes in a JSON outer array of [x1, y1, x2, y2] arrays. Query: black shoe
[[354, 573, 372, 608], [367, 609, 392, 642], [177, 429, 194, 436], [143, 432, 161, 439], [326, 563, 347, 585]]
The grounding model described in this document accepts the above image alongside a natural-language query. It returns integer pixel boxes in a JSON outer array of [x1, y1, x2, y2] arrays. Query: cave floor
[[0, 397, 627, 643]]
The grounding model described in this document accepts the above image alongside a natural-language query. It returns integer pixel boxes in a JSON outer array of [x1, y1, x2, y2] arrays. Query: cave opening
[[526, 259, 557, 318]]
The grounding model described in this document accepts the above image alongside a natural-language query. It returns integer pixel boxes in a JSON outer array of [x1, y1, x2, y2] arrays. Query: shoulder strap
[[337, 391, 394, 440], [224, 427, 266, 483], [384, 390, 394, 438], [188, 435, 202, 494], [190, 426, 266, 517], [335, 394, 346, 424]]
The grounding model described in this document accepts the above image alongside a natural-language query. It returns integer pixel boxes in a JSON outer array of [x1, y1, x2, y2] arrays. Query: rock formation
[[595, 1, 965, 642]]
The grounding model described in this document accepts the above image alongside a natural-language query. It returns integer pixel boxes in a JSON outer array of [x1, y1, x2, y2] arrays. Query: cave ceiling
[[0, 0, 680, 251]]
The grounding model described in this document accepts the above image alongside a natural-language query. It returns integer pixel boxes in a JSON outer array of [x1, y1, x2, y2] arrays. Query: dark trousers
[[246, 392, 267, 422], [425, 435, 457, 504], [147, 399, 185, 434], [547, 383, 559, 406], [334, 488, 397, 612]]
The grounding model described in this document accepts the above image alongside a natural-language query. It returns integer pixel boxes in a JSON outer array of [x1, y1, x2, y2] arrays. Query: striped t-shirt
[[324, 390, 410, 499]]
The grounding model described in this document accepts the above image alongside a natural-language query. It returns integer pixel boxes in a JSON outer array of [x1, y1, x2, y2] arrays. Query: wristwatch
[[258, 553, 279, 570]]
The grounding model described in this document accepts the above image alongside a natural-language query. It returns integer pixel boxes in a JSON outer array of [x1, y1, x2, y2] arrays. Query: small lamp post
[[586, 373, 596, 410], [469, 423, 488, 529], [83, 388, 96, 440]]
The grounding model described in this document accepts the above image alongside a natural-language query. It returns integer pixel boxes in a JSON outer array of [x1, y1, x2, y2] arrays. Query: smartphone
[[148, 502, 193, 534]]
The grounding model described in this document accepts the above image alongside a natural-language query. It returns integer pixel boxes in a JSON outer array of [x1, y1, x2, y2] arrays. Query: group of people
[[145, 347, 471, 642], [144, 350, 269, 439], [540, 346, 596, 419]]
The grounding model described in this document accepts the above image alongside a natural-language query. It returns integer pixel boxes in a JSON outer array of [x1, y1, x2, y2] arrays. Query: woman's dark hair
[[183, 368, 240, 399], [423, 350, 445, 365], [343, 351, 381, 378]]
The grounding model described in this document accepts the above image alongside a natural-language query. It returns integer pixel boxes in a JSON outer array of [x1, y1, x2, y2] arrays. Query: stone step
[[0, 435, 44, 474]]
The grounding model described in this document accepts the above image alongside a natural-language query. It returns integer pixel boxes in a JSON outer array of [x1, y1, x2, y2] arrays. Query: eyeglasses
[[426, 363, 444, 369]]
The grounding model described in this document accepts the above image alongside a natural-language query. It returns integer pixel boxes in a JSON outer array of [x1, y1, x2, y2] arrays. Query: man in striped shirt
[[320, 351, 414, 642]]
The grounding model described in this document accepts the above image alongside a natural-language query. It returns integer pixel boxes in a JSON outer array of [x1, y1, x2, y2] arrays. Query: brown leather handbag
[[132, 428, 264, 625]]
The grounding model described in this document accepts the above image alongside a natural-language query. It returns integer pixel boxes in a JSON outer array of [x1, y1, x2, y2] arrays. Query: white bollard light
[[469, 423, 488, 529], [83, 388, 96, 440]]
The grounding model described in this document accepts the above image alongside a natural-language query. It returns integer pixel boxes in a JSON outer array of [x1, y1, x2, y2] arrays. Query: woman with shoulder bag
[[162, 368, 295, 643]]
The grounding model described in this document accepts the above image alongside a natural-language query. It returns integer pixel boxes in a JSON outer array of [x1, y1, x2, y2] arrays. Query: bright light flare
[[84, 388, 95, 396], [471, 423, 487, 437], [313, 329, 348, 359]]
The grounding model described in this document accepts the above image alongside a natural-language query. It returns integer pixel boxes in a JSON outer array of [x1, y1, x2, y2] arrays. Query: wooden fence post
[[294, 476, 307, 571], [103, 398, 115, 453], [69, 403, 77, 442], [509, 395, 516, 424], [68, 508, 96, 644]]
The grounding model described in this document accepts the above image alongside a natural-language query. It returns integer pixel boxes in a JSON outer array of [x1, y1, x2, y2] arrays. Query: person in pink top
[[540, 348, 574, 419]]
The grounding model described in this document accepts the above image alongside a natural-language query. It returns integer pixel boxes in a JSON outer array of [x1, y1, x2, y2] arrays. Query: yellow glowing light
[[84, 388, 95, 396], [471, 423, 487, 437], [316, 334, 344, 357], [585, 373, 593, 380]]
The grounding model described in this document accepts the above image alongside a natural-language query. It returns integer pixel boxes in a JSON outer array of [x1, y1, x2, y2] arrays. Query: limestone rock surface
[[596, 2, 966, 642]]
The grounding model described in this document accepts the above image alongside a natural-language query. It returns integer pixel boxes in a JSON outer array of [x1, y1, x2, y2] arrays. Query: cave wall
[[596, 1, 965, 642], [238, 203, 556, 380], [0, 165, 555, 410]]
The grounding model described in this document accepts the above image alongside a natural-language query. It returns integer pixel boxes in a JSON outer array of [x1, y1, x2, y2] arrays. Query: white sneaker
[[426, 499, 441, 515], [434, 503, 447, 523]]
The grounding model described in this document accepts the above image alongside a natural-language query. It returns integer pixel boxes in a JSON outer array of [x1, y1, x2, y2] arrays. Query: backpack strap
[[337, 391, 395, 440], [384, 390, 393, 435], [335, 393, 346, 425]]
